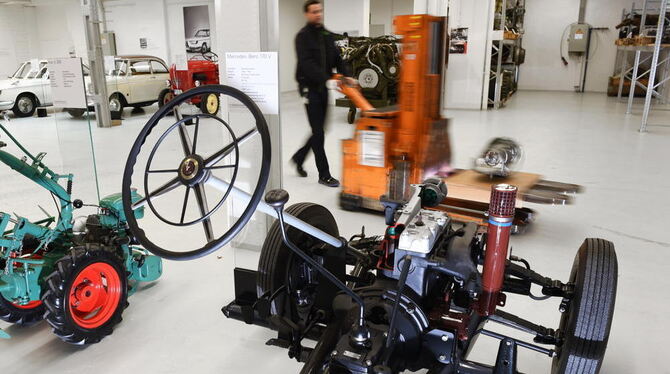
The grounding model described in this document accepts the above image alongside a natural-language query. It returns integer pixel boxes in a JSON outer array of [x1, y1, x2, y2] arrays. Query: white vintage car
[[186, 29, 211, 53], [0, 56, 170, 118], [0, 60, 51, 117]]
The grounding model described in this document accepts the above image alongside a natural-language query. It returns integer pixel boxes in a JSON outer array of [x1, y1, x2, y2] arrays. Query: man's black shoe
[[291, 158, 308, 177], [318, 177, 340, 187]]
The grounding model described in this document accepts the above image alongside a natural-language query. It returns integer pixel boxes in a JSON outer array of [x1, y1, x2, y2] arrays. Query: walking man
[[291, 0, 352, 187]]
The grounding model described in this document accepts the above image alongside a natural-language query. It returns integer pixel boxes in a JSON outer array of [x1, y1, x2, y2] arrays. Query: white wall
[[521, 0, 630, 92], [34, 0, 87, 60], [370, 0, 414, 36], [324, 0, 370, 37], [104, 0, 169, 61], [103, 0, 216, 65], [0, 1, 86, 78], [278, 0, 304, 93], [0, 5, 39, 78]]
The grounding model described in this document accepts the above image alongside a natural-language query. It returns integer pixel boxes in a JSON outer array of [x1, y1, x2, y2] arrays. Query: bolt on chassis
[[121, 85, 618, 374], [0, 122, 162, 344]]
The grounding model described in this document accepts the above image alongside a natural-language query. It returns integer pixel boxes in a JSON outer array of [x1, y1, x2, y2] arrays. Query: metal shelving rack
[[488, 0, 525, 109], [613, 0, 670, 131]]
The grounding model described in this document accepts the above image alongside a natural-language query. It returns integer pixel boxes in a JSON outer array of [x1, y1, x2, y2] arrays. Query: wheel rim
[[17, 97, 33, 114], [68, 262, 122, 329], [12, 300, 42, 310], [205, 94, 218, 113], [110, 98, 121, 112]]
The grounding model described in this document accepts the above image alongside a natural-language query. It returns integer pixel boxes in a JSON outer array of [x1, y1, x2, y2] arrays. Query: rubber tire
[[158, 88, 173, 109], [42, 245, 129, 345], [109, 94, 124, 115], [66, 108, 86, 118], [257, 203, 339, 318], [12, 93, 37, 118], [201, 43, 209, 53], [199, 93, 220, 115], [0, 295, 45, 326], [552, 238, 618, 374]]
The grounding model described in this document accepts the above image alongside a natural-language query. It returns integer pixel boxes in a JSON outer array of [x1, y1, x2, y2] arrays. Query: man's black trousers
[[292, 88, 331, 179]]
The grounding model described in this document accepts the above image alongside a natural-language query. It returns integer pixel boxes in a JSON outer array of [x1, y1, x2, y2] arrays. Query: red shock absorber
[[479, 184, 517, 316]]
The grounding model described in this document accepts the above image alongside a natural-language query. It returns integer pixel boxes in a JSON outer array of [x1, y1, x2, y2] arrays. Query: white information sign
[[47, 57, 87, 109], [225, 52, 279, 115], [359, 130, 385, 167]]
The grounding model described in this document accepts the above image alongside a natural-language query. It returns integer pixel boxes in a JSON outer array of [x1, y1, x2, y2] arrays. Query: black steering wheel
[[189, 50, 219, 62], [122, 85, 271, 261]]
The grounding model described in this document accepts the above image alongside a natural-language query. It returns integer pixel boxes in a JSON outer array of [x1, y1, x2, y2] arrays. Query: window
[[107, 60, 128, 76], [36, 67, 48, 79], [129, 60, 151, 75], [195, 29, 209, 37], [151, 60, 168, 74], [12, 61, 45, 79]]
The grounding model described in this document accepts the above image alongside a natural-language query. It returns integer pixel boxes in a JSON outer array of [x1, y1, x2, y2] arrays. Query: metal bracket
[[423, 329, 456, 364], [493, 338, 519, 374]]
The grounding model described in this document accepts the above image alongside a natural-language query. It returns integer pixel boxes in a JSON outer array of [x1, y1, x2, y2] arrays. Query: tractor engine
[[326, 186, 483, 373]]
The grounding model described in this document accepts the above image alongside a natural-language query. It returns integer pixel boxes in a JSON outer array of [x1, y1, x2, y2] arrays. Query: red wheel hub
[[68, 262, 122, 329]]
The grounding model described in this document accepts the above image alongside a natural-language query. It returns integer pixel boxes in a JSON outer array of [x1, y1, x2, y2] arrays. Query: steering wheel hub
[[179, 154, 206, 185]]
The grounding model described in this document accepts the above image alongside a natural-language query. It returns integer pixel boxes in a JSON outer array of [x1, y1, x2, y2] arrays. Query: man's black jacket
[[295, 23, 349, 93]]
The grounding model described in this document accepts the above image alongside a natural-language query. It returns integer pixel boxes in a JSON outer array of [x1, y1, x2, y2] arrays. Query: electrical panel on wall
[[101, 32, 117, 56], [568, 24, 589, 53]]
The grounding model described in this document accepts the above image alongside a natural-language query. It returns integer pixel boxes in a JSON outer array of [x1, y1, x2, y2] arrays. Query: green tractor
[[0, 122, 162, 345]]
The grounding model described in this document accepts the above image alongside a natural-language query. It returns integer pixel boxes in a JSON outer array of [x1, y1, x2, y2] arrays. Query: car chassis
[[121, 85, 618, 374]]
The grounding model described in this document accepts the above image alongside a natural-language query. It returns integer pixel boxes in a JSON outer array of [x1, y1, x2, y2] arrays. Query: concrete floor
[[0, 90, 668, 373]]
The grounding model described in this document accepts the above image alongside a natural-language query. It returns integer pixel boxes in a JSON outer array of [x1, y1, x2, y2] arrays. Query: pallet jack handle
[[332, 74, 375, 113]]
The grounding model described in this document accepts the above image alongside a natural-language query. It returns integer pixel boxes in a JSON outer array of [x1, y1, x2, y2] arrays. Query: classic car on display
[[0, 60, 51, 118], [186, 29, 211, 53], [0, 56, 171, 119], [66, 55, 171, 118]]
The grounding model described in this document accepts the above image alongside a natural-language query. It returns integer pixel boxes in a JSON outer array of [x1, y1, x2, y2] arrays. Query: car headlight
[[195, 80, 201, 87], [165, 79, 171, 88]]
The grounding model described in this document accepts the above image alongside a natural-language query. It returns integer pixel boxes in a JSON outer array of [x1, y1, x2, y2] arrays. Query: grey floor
[[0, 90, 668, 373]]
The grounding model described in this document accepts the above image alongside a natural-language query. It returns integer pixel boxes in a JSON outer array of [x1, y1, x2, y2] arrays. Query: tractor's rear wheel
[[552, 238, 618, 374], [0, 295, 44, 326], [42, 245, 128, 345]]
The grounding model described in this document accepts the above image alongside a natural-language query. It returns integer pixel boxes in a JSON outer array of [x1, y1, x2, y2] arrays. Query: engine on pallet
[[335, 34, 400, 123]]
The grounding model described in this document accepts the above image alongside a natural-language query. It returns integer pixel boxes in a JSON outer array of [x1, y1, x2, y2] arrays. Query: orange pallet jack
[[338, 14, 580, 231]]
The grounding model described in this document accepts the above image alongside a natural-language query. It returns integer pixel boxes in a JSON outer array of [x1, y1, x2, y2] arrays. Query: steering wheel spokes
[[123, 85, 271, 261], [142, 111, 239, 229]]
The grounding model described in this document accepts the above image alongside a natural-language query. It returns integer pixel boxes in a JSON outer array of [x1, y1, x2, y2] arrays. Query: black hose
[[384, 256, 412, 353]]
